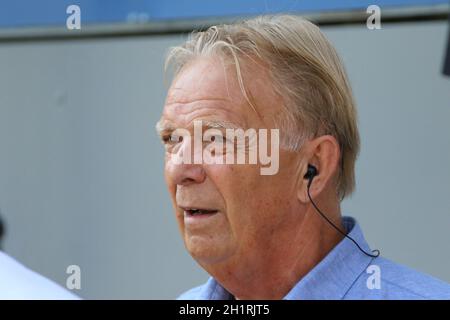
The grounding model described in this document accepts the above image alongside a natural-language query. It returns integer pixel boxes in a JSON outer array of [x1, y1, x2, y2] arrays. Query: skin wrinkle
[[163, 102, 246, 133], [159, 56, 343, 300]]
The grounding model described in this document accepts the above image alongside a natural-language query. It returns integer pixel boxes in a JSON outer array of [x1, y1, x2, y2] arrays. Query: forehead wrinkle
[[167, 61, 270, 128], [158, 105, 247, 129], [163, 98, 247, 126], [165, 97, 230, 108]]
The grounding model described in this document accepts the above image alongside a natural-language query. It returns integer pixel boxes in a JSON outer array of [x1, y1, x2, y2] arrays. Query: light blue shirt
[[178, 216, 450, 300], [0, 251, 79, 299]]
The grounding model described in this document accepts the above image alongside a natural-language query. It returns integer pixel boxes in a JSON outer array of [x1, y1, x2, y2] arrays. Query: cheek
[[213, 165, 266, 226], [164, 162, 177, 195], [220, 166, 295, 236], [163, 162, 183, 229]]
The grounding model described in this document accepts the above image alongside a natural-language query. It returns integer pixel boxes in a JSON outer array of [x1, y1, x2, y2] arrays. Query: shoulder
[[177, 284, 206, 300], [378, 257, 450, 299], [176, 277, 222, 300], [349, 257, 450, 299], [0, 251, 79, 299]]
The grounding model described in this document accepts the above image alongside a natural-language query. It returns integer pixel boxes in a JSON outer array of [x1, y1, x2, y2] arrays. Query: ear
[[297, 135, 341, 203]]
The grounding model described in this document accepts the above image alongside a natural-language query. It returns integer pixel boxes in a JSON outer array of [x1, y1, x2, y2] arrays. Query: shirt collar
[[198, 216, 377, 300], [283, 216, 377, 299]]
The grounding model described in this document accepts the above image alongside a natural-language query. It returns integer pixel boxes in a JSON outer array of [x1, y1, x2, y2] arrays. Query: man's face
[[158, 57, 305, 273]]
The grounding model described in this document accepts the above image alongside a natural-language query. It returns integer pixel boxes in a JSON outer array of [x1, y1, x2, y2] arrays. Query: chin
[[185, 236, 230, 266]]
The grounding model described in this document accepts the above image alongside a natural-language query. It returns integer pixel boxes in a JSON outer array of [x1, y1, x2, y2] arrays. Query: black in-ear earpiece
[[304, 164, 318, 182], [303, 163, 381, 258]]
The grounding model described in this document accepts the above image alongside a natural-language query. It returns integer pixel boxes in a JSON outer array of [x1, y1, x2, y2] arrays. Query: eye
[[162, 134, 183, 144], [206, 134, 227, 144], [211, 135, 222, 142]]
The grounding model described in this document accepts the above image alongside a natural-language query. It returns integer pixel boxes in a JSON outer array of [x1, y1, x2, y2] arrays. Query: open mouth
[[183, 208, 218, 217]]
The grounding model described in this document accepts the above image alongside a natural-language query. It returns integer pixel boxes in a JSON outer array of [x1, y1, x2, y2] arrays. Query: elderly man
[[156, 15, 450, 299]]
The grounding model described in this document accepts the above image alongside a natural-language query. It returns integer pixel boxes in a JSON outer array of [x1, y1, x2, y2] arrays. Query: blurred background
[[0, 0, 449, 299]]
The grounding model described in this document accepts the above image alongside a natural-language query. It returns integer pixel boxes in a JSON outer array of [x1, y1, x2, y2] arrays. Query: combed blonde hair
[[165, 15, 360, 199]]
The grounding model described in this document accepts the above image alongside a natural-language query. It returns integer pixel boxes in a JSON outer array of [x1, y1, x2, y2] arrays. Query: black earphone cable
[[306, 178, 380, 258]]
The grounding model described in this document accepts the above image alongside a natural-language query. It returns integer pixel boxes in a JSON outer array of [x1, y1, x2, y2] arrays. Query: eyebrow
[[155, 119, 242, 136], [155, 120, 176, 135], [201, 120, 242, 130]]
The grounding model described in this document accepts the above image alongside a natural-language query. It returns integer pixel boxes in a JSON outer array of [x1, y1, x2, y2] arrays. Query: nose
[[164, 134, 207, 186], [166, 161, 206, 186]]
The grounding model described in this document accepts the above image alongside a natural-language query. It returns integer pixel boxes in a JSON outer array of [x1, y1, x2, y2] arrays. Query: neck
[[212, 201, 344, 300]]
